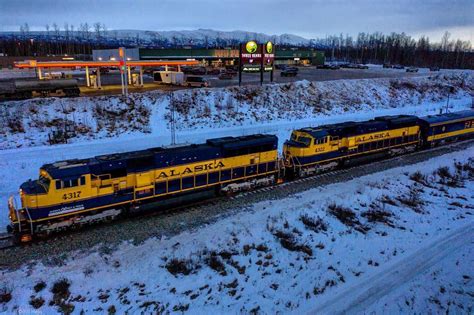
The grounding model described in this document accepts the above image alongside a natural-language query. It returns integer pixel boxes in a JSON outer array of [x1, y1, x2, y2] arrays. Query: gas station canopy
[[14, 59, 199, 69]]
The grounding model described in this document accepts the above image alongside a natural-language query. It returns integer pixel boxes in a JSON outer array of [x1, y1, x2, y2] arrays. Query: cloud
[[0, 0, 472, 41]]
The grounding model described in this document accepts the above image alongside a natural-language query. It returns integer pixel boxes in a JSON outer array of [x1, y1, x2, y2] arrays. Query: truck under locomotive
[[7, 110, 474, 243]]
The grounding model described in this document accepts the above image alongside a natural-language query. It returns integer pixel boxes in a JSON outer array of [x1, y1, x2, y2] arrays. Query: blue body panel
[[29, 162, 277, 222]]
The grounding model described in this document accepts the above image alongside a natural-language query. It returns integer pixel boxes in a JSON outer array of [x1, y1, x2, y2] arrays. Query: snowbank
[[1, 72, 473, 150]]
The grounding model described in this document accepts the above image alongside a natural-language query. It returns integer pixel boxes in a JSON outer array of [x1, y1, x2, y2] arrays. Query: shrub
[[300, 215, 328, 233], [436, 166, 455, 185], [327, 203, 369, 233], [327, 204, 356, 225], [107, 305, 116, 315], [206, 252, 227, 276], [0, 287, 12, 304], [51, 278, 71, 301], [396, 186, 424, 213], [362, 208, 394, 227], [165, 258, 194, 276], [273, 230, 312, 256], [409, 171, 431, 187], [30, 296, 45, 309], [34, 281, 46, 293]]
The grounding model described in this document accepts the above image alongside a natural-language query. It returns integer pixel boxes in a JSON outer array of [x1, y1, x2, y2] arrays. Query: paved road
[[311, 221, 474, 315]]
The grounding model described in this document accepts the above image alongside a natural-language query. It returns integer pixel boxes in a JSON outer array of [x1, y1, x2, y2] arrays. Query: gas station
[[14, 48, 199, 94]]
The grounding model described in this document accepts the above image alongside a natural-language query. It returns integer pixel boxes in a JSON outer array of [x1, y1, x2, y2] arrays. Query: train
[[0, 79, 80, 100], [7, 109, 474, 243]]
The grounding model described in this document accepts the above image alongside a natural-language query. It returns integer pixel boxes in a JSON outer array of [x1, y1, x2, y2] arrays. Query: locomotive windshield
[[38, 175, 51, 192], [296, 136, 311, 147]]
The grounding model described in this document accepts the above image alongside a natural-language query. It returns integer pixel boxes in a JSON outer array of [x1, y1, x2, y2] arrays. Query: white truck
[[153, 71, 184, 85]]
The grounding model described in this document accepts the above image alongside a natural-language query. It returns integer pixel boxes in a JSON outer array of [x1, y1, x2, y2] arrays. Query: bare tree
[[93, 22, 102, 41]]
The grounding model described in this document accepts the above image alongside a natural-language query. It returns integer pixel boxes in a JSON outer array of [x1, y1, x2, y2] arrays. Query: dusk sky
[[0, 0, 473, 42]]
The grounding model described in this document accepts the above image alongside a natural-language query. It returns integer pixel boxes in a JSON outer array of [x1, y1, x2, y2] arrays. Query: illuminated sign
[[241, 41, 262, 72], [263, 41, 275, 72], [265, 41, 273, 54], [246, 41, 258, 54]]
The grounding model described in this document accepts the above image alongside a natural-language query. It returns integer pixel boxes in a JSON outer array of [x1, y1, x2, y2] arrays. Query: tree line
[[320, 32, 473, 69], [0, 23, 472, 69]]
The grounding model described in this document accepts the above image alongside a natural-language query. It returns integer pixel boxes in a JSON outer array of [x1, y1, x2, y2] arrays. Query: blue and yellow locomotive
[[283, 114, 421, 177], [8, 135, 279, 242]]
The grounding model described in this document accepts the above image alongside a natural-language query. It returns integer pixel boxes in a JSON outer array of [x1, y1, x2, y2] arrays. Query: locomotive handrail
[[24, 206, 34, 235], [8, 195, 22, 232]]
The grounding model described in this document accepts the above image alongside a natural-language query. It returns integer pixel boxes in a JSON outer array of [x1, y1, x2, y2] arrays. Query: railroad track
[[0, 139, 473, 266], [0, 233, 14, 250]]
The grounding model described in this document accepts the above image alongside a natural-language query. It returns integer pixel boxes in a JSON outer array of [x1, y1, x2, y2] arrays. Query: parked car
[[392, 64, 405, 69], [218, 72, 234, 80], [342, 63, 368, 69], [190, 67, 207, 75], [181, 66, 194, 74], [281, 69, 298, 77], [207, 68, 221, 75], [285, 66, 299, 72], [225, 69, 238, 76], [406, 67, 419, 73], [430, 66, 440, 71], [185, 76, 209, 87], [225, 65, 239, 72], [317, 64, 340, 70]]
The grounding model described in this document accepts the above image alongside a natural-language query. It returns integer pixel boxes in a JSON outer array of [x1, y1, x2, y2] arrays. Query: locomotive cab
[[12, 165, 92, 223], [283, 130, 330, 167]]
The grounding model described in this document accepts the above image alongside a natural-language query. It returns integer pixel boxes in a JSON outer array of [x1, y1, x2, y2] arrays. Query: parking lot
[[1, 64, 441, 97], [86, 65, 434, 90]]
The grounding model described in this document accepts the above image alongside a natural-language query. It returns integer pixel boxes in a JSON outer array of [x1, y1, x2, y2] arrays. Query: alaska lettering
[[157, 161, 225, 179], [355, 132, 390, 143]]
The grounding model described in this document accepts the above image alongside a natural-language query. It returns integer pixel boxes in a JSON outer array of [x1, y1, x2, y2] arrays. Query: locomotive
[[7, 109, 474, 243]]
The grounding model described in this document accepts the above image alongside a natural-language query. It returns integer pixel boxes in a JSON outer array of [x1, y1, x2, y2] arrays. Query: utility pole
[[238, 43, 242, 86], [119, 47, 128, 97], [169, 93, 176, 145], [446, 85, 454, 114], [260, 43, 264, 86]]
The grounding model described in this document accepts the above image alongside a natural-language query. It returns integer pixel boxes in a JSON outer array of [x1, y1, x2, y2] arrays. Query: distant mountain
[[0, 28, 324, 48], [111, 29, 316, 47]]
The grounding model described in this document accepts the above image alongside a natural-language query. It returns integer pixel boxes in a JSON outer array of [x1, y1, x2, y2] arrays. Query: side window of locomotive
[[56, 177, 84, 190], [291, 133, 297, 141], [63, 178, 78, 188], [314, 137, 328, 145]]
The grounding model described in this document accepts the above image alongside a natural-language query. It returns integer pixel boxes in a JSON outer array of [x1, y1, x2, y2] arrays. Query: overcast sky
[[0, 0, 473, 42]]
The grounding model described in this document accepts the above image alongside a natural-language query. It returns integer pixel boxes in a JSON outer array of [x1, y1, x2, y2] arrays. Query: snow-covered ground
[[1, 148, 473, 314], [1, 72, 473, 150], [0, 93, 472, 229]]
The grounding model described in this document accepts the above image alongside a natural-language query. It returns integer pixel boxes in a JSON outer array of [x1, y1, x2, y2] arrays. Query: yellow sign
[[266, 41, 273, 54], [246, 41, 258, 54]]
